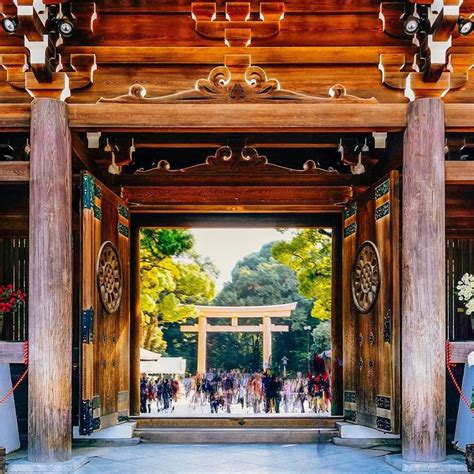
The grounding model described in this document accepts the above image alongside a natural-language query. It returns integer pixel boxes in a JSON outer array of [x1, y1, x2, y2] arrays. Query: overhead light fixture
[[458, 17, 473, 36], [1, 16, 18, 34], [57, 17, 75, 37], [403, 15, 421, 35]]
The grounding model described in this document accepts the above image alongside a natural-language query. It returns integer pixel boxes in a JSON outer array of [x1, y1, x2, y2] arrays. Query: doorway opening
[[136, 216, 340, 418]]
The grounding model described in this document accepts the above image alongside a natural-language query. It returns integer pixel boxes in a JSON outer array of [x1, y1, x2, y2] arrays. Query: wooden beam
[[114, 172, 358, 188], [0, 341, 25, 364], [3, 103, 474, 133], [122, 186, 351, 212], [0, 162, 29, 183], [181, 325, 289, 333], [449, 341, 474, 364], [68, 104, 407, 132], [132, 213, 341, 228], [446, 161, 474, 185], [0, 104, 30, 129], [66, 46, 411, 65], [445, 104, 474, 131]]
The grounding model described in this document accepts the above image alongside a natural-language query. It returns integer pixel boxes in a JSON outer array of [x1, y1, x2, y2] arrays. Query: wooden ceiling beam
[[446, 161, 474, 185], [0, 162, 29, 183], [63, 46, 412, 65], [131, 212, 341, 228], [93, 0, 381, 14], [122, 185, 352, 212], [68, 103, 407, 132], [113, 173, 358, 188]]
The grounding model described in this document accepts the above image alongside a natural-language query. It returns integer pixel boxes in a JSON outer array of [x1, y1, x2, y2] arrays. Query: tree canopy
[[210, 242, 316, 372], [140, 229, 217, 353], [272, 229, 332, 320]]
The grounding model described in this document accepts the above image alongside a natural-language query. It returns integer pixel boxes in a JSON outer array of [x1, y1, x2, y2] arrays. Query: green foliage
[[140, 229, 216, 353], [272, 229, 332, 320], [211, 242, 316, 372], [311, 320, 331, 354]]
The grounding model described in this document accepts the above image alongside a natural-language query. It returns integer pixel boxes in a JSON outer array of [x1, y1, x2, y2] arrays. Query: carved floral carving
[[135, 145, 339, 176], [99, 55, 378, 104]]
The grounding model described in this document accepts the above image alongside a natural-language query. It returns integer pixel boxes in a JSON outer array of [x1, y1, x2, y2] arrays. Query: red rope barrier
[[446, 340, 474, 416], [0, 341, 29, 406]]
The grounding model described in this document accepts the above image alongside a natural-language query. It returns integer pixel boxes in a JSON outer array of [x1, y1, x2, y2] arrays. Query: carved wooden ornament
[[99, 55, 378, 104], [135, 145, 339, 176], [351, 241, 381, 314], [96, 241, 122, 314]]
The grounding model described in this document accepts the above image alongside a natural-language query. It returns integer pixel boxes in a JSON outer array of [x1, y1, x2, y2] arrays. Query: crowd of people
[[140, 356, 331, 415], [183, 367, 331, 414], [140, 376, 180, 413]]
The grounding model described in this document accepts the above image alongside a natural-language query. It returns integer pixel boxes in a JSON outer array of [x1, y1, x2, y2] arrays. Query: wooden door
[[342, 171, 400, 434], [79, 172, 130, 434]]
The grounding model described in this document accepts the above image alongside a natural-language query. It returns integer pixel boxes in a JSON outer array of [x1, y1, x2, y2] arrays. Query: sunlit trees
[[272, 229, 332, 320], [140, 229, 217, 353], [212, 243, 314, 372]]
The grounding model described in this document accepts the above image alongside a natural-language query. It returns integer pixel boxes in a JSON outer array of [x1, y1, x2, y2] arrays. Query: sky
[[190, 228, 296, 291]]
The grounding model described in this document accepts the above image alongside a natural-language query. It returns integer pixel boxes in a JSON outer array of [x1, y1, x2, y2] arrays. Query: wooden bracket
[[191, 2, 285, 46], [379, 0, 471, 84], [378, 52, 474, 100], [338, 138, 377, 175], [1, 1, 96, 96], [1, 53, 96, 99]]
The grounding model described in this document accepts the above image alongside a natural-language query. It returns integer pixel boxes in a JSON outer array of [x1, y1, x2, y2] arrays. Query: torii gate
[[181, 302, 297, 373]]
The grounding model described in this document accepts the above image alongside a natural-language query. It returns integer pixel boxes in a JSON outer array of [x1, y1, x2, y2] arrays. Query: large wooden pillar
[[402, 98, 445, 463], [129, 225, 141, 416], [197, 315, 207, 373], [28, 99, 72, 463]]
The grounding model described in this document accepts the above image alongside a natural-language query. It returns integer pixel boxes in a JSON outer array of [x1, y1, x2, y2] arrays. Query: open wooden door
[[79, 172, 130, 434], [342, 171, 400, 434]]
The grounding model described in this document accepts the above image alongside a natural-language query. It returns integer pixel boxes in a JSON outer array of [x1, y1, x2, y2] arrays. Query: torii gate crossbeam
[[180, 303, 297, 373]]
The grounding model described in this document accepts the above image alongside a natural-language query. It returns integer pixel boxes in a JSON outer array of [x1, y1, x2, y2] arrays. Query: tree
[[140, 229, 217, 353], [311, 320, 331, 354], [211, 242, 315, 372], [272, 229, 332, 320]]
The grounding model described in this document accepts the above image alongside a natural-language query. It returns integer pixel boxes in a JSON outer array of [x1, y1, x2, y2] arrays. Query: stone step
[[131, 415, 342, 430], [134, 427, 339, 444]]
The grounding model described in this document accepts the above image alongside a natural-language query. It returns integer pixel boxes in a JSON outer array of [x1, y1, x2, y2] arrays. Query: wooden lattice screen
[[446, 238, 474, 341], [0, 237, 28, 341]]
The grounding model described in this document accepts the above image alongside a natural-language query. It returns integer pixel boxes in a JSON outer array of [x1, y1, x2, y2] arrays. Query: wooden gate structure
[[0, 0, 473, 470], [80, 172, 130, 434], [343, 171, 400, 434]]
